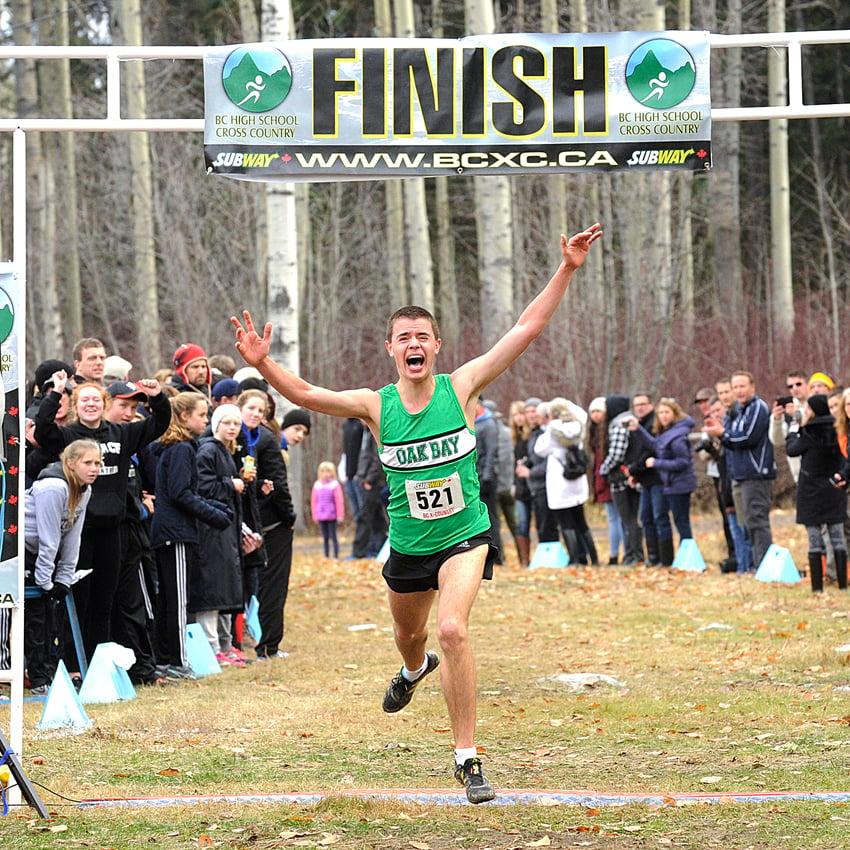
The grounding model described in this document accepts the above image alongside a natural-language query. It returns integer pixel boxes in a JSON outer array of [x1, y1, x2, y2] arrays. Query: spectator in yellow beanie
[[809, 371, 835, 395]]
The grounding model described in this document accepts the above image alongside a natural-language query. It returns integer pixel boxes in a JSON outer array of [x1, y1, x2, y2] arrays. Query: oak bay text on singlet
[[378, 374, 490, 556]]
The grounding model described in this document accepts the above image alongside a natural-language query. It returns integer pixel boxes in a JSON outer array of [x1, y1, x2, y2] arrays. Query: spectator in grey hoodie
[[24, 439, 101, 694]]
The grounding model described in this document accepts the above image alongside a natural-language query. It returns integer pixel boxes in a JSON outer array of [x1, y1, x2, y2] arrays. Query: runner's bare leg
[[387, 588, 436, 672], [435, 548, 486, 750]]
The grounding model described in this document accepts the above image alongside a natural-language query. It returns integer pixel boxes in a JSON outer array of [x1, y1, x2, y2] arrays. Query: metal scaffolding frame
[[0, 30, 848, 812]]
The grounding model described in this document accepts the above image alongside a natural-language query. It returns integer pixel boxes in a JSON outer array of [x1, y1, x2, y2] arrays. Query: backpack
[[560, 444, 589, 480]]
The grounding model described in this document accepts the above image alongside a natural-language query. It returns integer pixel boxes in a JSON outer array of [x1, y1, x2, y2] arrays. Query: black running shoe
[[454, 757, 495, 804], [382, 651, 440, 713]]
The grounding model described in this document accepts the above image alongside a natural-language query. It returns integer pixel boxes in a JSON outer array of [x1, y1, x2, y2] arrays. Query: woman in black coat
[[785, 394, 847, 592], [193, 405, 245, 661]]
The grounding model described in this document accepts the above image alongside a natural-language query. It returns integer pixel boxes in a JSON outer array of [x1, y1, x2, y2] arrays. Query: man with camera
[[703, 371, 776, 572], [769, 369, 810, 484]]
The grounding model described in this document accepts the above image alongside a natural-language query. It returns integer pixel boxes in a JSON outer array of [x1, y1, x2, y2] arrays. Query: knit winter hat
[[34, 359, 74, 393], [173, 343, 210, 385], [588, 396, 607, 414], [282, 407, 312, 433], [807, 394, 831, 419], [808, 371, 835, 391], [211, 403, 242, 435]]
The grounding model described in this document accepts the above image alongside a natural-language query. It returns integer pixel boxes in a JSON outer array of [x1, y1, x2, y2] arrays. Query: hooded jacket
[[533, 417, 590, 509], [24, 462, 92, 592], [33, 389, 171, 528], [786, 411, 847, 527], [599, 394, 633, 492], [191, 436, 244, 612], [149, 437, 232, 548], [633, 416, 698, 495]]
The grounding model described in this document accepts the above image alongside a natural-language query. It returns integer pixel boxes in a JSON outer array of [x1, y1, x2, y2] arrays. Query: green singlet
[[378, 374, 490, 556]]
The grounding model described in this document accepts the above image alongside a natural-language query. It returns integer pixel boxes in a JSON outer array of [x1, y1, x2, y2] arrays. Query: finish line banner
[[204, 31, 711, 182]]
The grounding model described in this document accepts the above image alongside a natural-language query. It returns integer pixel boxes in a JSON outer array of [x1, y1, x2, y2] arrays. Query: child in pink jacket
[[311, 461, 345, 559]]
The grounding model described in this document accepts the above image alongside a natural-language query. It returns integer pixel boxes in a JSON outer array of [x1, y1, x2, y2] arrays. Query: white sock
[[402, 656, 428, 682], [455, 747, 478, 766]]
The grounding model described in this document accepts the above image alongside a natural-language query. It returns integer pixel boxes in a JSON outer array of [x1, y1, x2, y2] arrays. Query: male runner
[[232, 223, 602, 803]]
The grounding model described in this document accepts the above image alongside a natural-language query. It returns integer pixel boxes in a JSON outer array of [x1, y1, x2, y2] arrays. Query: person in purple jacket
[[627, 398, 698, 566]]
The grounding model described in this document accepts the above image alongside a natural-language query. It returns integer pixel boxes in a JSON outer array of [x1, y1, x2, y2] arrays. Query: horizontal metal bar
[[0, 118, 205, 132], [0, 33, 846, 132], [708, 29, 850, 48], [0, 31, 845, 57], [0, 45, 209, 59]]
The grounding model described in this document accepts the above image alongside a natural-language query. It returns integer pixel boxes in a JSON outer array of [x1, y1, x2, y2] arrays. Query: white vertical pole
[[106, 54, 122, 121], [7, 128, 27, 809]]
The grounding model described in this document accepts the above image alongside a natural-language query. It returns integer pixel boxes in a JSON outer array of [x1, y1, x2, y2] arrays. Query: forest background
[[1, 0, 848, 518]]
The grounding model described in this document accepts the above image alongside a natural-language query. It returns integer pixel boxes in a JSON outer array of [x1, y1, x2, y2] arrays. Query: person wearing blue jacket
[[703, 371, 776, 570], [149, 394, 232, 678], [629, 399, 698, 566]]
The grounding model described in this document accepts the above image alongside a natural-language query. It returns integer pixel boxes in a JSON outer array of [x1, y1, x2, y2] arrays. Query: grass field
[[3, 510, 850, 849]]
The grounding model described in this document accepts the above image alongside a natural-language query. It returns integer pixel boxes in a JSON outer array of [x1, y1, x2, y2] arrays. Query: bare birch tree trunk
[[40, 0, 82, 344], [619, 0, 672, 393], [432, 0, 459, 348], [392, 0, 435, 311], [796, 7, 840, 364], [238, 0, 269, 303], [703, 0, 744, 325], [375, 0, 407, 307], [115, 0, 160, 373], [675, 0, 694, 327], [262, 0, 305, 515], [465, 0, 515, 350], [768, 0, 794, 350], [261, 0, 299, 379], [542, 0, 568, 241]]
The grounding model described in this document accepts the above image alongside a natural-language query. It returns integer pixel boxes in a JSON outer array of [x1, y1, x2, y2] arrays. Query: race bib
[[405, 473, 466, 520]]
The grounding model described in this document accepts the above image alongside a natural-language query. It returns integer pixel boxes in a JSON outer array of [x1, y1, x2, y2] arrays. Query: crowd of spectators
[[11, 340, 848, 695], [17, 337, 311, 689]]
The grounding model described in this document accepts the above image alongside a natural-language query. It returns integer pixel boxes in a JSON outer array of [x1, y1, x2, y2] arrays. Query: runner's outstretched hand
[[232, 310, 272, 367], [561, 223, 603, 271]]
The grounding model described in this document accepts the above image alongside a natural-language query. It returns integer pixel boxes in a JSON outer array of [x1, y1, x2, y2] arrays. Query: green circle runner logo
[[0, 288, 13, 344], [222, 46, 293, 113], [625, 38, 696, 109]]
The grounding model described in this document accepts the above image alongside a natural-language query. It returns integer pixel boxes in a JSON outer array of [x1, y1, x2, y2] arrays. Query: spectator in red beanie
[[172, 343, 212, 397]]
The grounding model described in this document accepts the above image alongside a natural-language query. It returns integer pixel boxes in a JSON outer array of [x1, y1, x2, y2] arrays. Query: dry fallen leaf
[[198, 835, 215, 848], [409, 842, 431, 850], [525, 837, 551, 847], [157, 768, 180, 777]]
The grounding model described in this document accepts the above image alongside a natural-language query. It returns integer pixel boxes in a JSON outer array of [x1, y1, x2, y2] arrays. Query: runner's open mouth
[[407, 355, 425, 367]]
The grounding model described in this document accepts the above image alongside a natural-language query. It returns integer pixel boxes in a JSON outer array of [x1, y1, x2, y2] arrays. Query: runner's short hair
[[385, 306, 440, 342]]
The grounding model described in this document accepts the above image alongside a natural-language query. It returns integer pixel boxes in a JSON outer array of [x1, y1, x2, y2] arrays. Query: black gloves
[[46, 583, 70, 601]]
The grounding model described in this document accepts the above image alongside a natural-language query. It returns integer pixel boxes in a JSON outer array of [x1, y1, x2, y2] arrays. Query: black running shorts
[[382, 532, 497, 593]]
